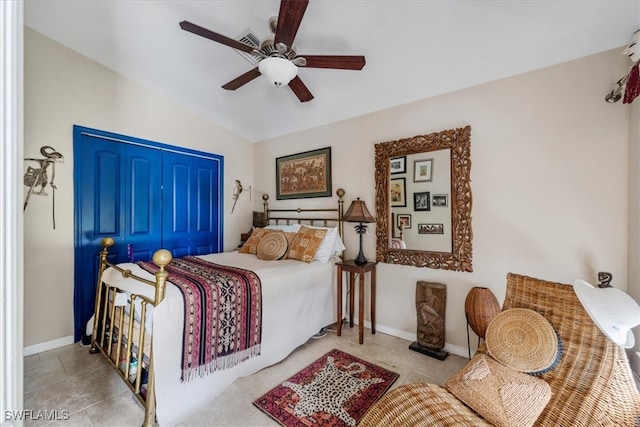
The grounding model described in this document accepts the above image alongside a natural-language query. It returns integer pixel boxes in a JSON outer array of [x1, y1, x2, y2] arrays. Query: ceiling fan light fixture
[[258, 57, 297, 87], [179, 0, 364, 101]]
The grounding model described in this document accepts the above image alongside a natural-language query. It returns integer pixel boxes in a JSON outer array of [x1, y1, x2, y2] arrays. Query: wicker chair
[[360, 273, 640, 426]]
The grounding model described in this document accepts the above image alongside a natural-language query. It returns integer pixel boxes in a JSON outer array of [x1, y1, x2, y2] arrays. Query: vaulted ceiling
[[24, 1, 639, 142]]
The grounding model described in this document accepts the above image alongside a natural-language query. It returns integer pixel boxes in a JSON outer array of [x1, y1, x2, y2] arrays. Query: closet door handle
[[127, 243, 133, 262]]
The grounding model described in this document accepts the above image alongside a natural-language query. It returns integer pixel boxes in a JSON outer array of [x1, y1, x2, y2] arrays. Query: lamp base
[[354, 222, 368, 265], [354, 255, 368, 265], [409, 341, 449, 360]]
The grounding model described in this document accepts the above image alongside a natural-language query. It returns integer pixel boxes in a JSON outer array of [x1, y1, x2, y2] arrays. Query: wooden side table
[[239, 230, 253, 248], [336, 260, 377, 344]]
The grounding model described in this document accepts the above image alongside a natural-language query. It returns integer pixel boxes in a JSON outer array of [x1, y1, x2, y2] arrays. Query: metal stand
[[465, 314, 482, 360]]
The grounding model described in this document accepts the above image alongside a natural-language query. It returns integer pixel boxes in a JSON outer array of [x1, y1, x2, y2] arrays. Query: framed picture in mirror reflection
[[397, 214, 411, 229], [418, 223, 444, 234], [432, 194, 448, 207], [414, 158, 433, 182], [414, 191, 431, 211], [390, 156, 406, 174], [390, 177, 406, 207]]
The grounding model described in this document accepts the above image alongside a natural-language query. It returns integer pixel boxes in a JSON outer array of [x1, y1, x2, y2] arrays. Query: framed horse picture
[[276, 147, 332, 199]]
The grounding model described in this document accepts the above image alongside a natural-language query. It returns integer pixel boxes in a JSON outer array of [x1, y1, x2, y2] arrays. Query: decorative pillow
[[287, 226, 328, 263], [264, 224, 302, 233], [485, 308, 562, 375], [238, 228, 273, 254], [302, 226, 347, 262], [282, 231, 297, 254], [256, 232, 289, 260], [446, 354, 552, 427]]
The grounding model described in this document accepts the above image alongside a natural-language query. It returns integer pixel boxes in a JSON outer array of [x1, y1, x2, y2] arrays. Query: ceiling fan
[[179, 0, 366, 102]]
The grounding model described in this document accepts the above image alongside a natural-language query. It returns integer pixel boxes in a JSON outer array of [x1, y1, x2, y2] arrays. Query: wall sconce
[[231, 180, 243, 213], [23, 145, 64, 229]]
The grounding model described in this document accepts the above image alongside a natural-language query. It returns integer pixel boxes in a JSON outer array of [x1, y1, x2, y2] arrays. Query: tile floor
[[23, 326, 469, 426]]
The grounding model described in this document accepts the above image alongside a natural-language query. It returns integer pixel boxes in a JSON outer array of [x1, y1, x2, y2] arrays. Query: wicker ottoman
[[359, 383, 491, 427]]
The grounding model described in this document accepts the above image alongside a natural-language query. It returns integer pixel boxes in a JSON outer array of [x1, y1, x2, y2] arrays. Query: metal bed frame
[[88, 188, 346, 426]]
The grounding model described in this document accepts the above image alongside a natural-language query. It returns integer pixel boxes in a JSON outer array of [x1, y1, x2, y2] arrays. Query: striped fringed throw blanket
[[137, 256, 262, 381]]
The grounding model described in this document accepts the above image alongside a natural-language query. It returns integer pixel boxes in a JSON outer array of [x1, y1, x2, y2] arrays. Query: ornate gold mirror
[[375, 126, 472, 271]]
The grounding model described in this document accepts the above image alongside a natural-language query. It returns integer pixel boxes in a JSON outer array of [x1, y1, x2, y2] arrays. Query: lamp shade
[[343, 198, 375, 223], [258, 57, 298, 87], [573, 279, 640, 348], [465, 287, 501, 339]]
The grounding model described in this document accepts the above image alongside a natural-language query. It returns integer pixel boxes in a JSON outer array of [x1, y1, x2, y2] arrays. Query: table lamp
[[343, 197, 376, 264]]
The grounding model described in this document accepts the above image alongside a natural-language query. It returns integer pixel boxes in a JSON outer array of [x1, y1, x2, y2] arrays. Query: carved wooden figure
[[410, 281, 448, 360]]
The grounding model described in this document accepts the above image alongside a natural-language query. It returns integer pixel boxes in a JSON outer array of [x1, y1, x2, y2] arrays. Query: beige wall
[[23, 28, 254, 347], [254, 48, 631, 354], [24, 25, 636, 356]]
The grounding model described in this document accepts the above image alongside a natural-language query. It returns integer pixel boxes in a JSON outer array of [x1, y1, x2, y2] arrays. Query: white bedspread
[[101, 251, 337, 426]]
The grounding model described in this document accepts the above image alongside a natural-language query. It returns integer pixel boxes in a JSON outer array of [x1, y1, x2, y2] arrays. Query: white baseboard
[[27, 326, 471, 361], [23, 335, 74, 356], [443, 343, 469, 359], [367, 321, 415, 342], [363, 320, 469, 359]]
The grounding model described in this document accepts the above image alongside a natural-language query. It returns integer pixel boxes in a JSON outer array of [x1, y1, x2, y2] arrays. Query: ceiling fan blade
[[298, 55, 366, 70], [288, 75, 314, 102], [274, 0, 309, 48], [180, 20, 255, 54], [222, 68, 262, 90]]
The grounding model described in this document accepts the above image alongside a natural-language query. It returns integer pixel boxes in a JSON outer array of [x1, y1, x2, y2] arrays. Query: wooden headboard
[[262, 188, 346, 239]]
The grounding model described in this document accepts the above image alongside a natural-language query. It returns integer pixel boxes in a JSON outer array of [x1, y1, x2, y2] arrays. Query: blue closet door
[[126, 149, 164, 261], [74, 129, 162, 340], [73, 126, 224, 341], [162, 151, 223, 257]]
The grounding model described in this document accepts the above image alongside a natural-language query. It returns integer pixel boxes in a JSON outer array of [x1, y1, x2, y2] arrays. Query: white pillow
[[332, 233, 346, 255], [304, 226, 344, 263], [264, 224, 302, 233]]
